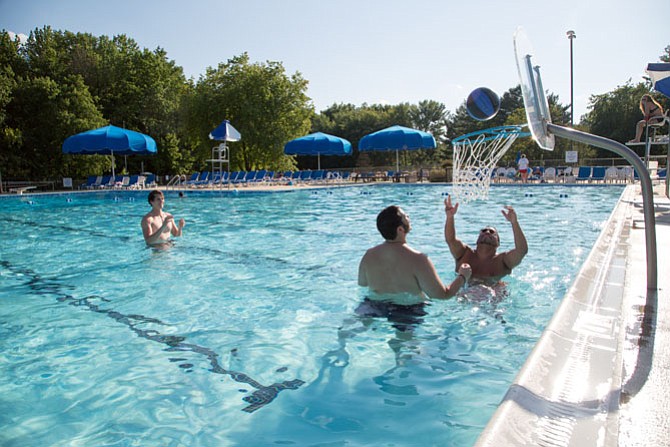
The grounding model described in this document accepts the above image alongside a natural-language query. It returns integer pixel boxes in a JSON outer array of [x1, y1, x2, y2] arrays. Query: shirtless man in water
[[141, 190, 185, 247], [358, 205, 471, 301], [443, 195, 527, 280]]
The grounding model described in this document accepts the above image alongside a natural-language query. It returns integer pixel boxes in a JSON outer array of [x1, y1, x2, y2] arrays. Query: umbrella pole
[[396, 150, 399, 173], [318, 153, 321, 171], [111, 150, 115, 178]]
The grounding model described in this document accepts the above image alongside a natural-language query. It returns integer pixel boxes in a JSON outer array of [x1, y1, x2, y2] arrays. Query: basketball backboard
[[513, 27, 555, 150]]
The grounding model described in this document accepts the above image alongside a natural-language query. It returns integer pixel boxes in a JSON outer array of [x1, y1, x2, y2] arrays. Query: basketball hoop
[[451, 125, 529, 203]]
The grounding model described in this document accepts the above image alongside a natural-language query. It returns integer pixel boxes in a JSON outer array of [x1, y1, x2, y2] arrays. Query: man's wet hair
[[148, 189, 163, 204], [377, 205, 405, 240]]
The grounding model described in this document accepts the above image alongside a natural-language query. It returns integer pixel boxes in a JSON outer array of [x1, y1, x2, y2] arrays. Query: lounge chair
[[604, 167, 619, 183], [144, 174, 157, 188], [125, 175, 141, 189], [98, 175, 113, 188], [184, 172, 200, 186], [543, 167, 556, 182], [81, 175, 100, 189], [618, 166, 634, 183], [193, 171, 210, 186], [590, 167, 606, 183], [575, 166, 592, 182], [310, 170, 325, 182]]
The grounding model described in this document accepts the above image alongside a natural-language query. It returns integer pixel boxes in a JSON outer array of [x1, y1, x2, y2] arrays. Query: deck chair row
[[81, 174, 156, 189]]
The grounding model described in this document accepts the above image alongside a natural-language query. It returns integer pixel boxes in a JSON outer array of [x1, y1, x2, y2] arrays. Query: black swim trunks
[[355, 298, 428, 331]]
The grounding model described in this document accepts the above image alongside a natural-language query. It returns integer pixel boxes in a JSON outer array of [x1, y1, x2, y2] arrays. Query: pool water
[[0, 184, 624, 446]]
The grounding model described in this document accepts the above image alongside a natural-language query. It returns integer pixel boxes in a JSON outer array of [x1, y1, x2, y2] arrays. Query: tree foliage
[[0, 25, 667, 182], [185, 53, 313, 172]]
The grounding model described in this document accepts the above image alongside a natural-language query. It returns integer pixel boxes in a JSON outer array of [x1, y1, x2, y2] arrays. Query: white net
[[451, 125, 527, 203]]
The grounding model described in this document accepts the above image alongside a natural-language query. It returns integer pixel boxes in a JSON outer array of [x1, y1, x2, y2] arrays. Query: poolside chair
[[230, 171, 248, 185], [125, 175, 141, 189], [310, 170, 325, 182], [193, 171, 210, 187], [575, 166, 592, 182], [254, 169, 268, 183], [81, 175, 100, 189], [543, 167, 556, 182], [590, 167, 606, 183], [97, 175, 113, 188], [495, 167, 507, 183], [144, 174, 157, 188], [529, 166, 544, 182], [184, 172, 200, 186], [605, 167, 619, 183], [505, 167, 517, 182], [117, 176, 130, 189], [619, 166, 634, 183]]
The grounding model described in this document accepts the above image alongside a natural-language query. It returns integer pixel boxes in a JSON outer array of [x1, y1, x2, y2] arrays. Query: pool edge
[[474, 183, 668, 447]]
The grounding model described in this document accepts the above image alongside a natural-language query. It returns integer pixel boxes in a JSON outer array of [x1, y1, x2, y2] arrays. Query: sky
[[1, 0, 668, 122]]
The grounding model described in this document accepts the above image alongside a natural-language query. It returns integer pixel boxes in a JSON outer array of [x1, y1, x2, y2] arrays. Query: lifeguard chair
[[646, 63, 670, 196]]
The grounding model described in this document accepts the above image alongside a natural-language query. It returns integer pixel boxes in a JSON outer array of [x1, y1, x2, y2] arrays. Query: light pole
[[567, 30, 576, 128]]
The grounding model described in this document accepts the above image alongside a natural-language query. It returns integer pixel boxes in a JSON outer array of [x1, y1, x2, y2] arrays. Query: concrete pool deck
[[475, 182, 670, 447]]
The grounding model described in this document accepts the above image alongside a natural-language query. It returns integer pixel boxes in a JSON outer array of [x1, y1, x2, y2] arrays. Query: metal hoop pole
[[547, 123, 657, 290]]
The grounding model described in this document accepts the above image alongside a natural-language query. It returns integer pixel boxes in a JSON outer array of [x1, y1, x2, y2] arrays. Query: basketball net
[[451, 125, 528, 203]]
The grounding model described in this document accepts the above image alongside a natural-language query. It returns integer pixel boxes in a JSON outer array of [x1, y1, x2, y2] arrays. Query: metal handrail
[[166, 174, 185, 189], [547, 123, 657, 290]]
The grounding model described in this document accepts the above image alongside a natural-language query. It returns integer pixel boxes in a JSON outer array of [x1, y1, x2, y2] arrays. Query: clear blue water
[[0, 184, 624, 447]]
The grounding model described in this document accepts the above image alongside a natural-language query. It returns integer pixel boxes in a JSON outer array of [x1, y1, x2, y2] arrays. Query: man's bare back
[[358, 205, 471, 302]]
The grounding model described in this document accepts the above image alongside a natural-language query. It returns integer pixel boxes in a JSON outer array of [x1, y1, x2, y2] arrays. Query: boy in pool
[[443, 195, 527, 280], [141, 190, 185, 247]]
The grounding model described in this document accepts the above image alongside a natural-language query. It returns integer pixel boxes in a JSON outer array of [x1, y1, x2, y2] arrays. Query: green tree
[[186, 53, 313, 172]]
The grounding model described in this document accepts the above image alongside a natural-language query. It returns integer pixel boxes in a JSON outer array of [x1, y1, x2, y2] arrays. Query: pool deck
[[475, 182, 670, 447]]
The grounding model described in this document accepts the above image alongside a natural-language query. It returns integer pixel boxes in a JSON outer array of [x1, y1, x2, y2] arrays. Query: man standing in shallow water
[[443, 195, 527, 280], [141, 190, 185, 247], [358, 205, 472, 301]]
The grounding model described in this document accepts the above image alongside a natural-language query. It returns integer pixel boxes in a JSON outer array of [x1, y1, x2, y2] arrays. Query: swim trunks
[[355, 298, 428, 331]]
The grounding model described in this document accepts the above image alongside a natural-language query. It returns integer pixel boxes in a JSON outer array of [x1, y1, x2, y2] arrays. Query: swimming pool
[[0, 184, 624, 446]]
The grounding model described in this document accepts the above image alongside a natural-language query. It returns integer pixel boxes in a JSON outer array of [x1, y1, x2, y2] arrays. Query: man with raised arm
[[141, 190, 185, 247], [358, 205, 472, 301], [444, 195, 527, 280]]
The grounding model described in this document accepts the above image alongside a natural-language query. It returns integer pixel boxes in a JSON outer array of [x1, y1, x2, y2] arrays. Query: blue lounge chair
[[590, 166, 606, 182], [193, 171, 210, 186], [310, 170, 325, 182], [81, 175, 100, 189], [575, 166, 592, 182], [125, 175, 141, 189], [184, 172, 200, 186], [98, 175, 113, 188], [231, 171, 248, 185], [250, 170, 267, 183], [145, 174, 157, 188]]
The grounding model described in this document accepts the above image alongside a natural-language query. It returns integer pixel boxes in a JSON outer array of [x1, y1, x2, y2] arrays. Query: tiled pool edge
[[475, 185, 638, 447]]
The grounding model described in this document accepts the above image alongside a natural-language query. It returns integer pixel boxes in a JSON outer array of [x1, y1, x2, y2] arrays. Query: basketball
[[466, 87, 501, 121]]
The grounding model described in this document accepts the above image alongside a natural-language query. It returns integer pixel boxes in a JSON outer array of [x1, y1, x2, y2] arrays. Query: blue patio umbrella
[[359, 125, 436, 172], [284, 132, 352, 170], [62, 125, 157, 177], [647, 63, 670, 98]]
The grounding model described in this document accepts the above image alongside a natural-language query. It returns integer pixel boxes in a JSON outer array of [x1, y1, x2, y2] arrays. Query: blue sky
[[1, 0, 668, 121]]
